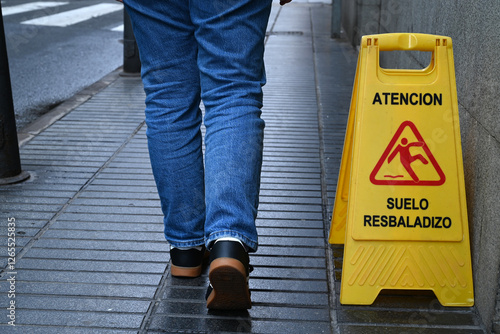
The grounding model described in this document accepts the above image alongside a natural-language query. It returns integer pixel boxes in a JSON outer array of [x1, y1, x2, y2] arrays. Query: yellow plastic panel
[[330, 33, 473, 307], [328, 52, 360, 245]]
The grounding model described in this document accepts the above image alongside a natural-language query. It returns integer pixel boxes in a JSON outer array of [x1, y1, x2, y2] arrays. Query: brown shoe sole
[[171, 264, 202, 278], [206, 257, 251, 310]]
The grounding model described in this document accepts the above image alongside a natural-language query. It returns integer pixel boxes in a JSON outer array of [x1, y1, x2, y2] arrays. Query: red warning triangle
[[370, 121, 445, 186]]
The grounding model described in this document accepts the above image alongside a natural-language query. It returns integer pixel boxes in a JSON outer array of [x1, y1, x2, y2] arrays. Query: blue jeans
[[124, 0, 272, 251]]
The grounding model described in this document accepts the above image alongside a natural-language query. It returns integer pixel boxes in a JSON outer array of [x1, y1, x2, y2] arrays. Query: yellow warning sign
[[329, 33, 474, 306]]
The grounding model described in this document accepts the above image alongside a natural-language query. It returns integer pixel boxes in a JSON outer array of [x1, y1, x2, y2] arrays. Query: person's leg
[[190, 0, 272, 253], [124, 0, 205, 249], [190, 0, 272, 309]]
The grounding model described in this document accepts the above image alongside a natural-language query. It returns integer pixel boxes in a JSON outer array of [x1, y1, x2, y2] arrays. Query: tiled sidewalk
[[0, 3, 485, 334]]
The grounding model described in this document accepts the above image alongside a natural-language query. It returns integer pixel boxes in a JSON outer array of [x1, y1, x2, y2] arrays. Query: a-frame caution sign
[[328, 33, 473, 306]]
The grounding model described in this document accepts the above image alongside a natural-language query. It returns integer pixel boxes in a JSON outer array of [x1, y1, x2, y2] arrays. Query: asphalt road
[[2, 0, 125, 130]]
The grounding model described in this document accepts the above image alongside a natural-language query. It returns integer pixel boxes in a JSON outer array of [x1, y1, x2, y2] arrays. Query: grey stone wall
[[340, 0, 500, 332], [495, 279, 500, 333]]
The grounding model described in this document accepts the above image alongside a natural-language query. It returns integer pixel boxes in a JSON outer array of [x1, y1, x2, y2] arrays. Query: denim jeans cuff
[[206, 231, 258, 253], [168, 238, 205, 249]]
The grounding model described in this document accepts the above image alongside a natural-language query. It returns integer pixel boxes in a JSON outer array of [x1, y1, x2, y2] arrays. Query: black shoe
[[170, 246, 207, 278], [206, 240, 252, 310]]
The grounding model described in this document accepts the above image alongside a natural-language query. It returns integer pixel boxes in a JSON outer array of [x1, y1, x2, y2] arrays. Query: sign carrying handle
[[363, 33, 452, 83], [369, 33, 446, 52]]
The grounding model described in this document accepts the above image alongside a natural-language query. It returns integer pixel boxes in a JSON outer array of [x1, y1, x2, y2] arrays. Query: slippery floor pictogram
[[370, 121, 445, 186]]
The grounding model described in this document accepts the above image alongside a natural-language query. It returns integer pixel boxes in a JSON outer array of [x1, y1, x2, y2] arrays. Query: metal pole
[[0, 4, 29, 185], [122, 8, 140, 75], [331, 0, 342, 38]]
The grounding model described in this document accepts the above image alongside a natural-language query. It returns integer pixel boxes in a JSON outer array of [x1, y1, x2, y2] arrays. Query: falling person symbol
[[387, 137, 428, 182], [370, 121, 446, 186]]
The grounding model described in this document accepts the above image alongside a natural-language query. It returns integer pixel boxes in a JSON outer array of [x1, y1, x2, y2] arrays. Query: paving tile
[[258, 236, 325, 247], [148, 316, 331, 333], [251, 290, 329, 306], [257, 211, 323, 220], [257, 218, 324, 230], [24, 247, 166, 262], [0, 195, 73, 206], [59, 204, 163, 215], [254, 245, 325, 257], [76, 191, 159, 200], [250, 255, 325, 268], [250, 278, 327, 292], [0, 326, 137, 333], [56, 213, 162, 223], [15, 258, 166, 274], [339, 325, 485, 334], [0, 295, 149, 313], [30, 238, 168, 252], [1, 269, 161, 286], [258, 203, 322, 213], [1, 204, 63, 213], [2, 309, 144, 328], [0, 281, 157, 299], [251, 267, 326, 280], [41, 229, 164, 241], [49, 220, 163, 232], [337, 308, 480, 327], [259, 194, 322, 205], [161, 286, 207, 301], [256, 226, 325, 237], [0, 212, 50, 222], [78, 184, 159, 194], [0, 236, 31, 248]]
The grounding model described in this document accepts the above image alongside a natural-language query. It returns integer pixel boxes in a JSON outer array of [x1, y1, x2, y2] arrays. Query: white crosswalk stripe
[[111, 24, 124, 32], [20, 3, 122, 27], [2, 1, 68, 16]]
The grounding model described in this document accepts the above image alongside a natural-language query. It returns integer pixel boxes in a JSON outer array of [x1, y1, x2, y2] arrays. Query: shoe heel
[[170, 246, 207, 278], [171, 264, 202, 278], [207, 258, 251, 310]]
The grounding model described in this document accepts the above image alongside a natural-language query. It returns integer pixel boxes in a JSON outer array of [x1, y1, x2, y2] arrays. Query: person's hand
[[280, 0, 292, 5]]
